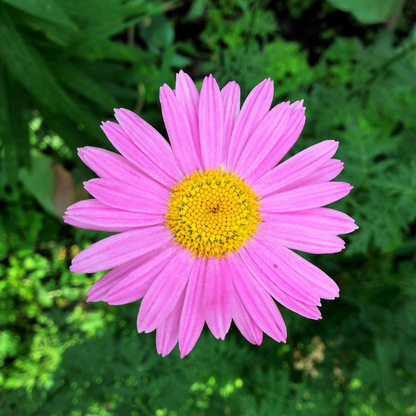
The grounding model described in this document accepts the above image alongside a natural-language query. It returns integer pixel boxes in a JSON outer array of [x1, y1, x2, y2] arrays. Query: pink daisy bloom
[[64, 71, 357, 357]]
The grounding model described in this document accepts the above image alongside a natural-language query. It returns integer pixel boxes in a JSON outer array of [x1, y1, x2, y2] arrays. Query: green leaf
[[53, 62, 119, 110], [0, 5, 95, 130], [139, 13, 174, 52], [59, 0, 145, 26], [18, 151, 56, 216], [326, 0, 402, 24], [19, 14, 77, 47], [70, 38, 142, 61], [18, 150, 75, 218], [0, 66, 16, 189], [185, 0, 208, 21], [1, 0, 77, 29], [64, 15, 148, 61], [0, 68, 31, 188]]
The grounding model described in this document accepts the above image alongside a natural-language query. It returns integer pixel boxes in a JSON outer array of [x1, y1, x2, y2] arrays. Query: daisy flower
[[64, 71, 357, 357]]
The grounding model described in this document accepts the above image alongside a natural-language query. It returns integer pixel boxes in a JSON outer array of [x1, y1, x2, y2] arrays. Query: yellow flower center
[[165, 168, 261, 258]]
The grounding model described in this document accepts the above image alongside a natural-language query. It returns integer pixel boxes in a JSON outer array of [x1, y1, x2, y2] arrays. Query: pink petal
[[257, 238, 340, 300], [179, 258, 206, 358], [227, 79, 274, 170], [254, 140, 339, 197], [232, 290, 263, 345], [70, 225, 173, 273], [114, 108, 183, 181], [78, 146, 168, 191], [65, 199, 165, 231], [101, 121, 177, 188], [257, 221, 345, 254], [137, 249, 195, 333], [104, 245, 180, 305], [156, 288, 186, 357], [86, 256, 153, 302], [279, 159, 344, 192], [239, 247, 322, 319], [175, 70, 201, 162], [228, 253, 286, 342], [262, 208, 358, 235], [199, 75, 224, 169], [245, 239, 321, 305], [203, 257, 233, 340], [64, 215, 132, 232], [84, 178, 169, 214], [260, 182, 353, 213], [160, 84, 201, 174], [267, 105, 305, 165], [246, 105, 306, 183], [220, 81, 240, 165], [290, 99, 304, 113], [235, 102, 290, 183]]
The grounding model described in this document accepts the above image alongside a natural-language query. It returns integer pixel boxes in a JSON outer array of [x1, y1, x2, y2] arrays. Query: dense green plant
[[0, 0, 186, 188], [0, 187, 113, 392]]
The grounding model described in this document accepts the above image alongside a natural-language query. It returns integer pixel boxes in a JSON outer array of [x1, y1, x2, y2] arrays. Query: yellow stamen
[[165, 168, 261, 258]]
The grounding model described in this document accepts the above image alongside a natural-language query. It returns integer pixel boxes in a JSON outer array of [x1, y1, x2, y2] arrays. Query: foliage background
[[1, 0, 416, 414]]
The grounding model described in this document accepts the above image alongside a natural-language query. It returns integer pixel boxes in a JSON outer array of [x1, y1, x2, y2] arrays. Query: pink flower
[[64, 71, 357, 357]]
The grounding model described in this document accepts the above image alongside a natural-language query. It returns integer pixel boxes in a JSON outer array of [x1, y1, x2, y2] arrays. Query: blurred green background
[[1, 0, 416, 414]]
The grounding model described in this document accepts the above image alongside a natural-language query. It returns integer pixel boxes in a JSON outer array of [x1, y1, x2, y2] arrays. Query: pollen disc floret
[[166, 168, 262, 258]]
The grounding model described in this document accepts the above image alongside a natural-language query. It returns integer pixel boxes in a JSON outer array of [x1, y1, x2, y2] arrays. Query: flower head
[[64, 71, 357, 357]]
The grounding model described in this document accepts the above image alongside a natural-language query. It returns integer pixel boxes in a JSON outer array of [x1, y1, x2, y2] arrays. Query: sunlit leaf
[[326, 0, 402, 24]]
